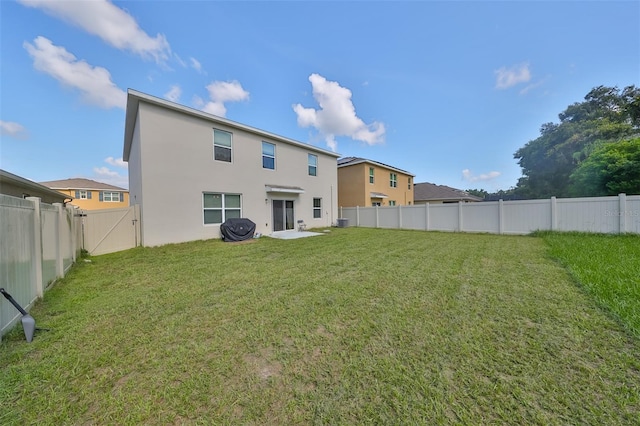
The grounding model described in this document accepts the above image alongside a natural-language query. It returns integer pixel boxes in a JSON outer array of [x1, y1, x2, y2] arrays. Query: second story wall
[[338, 161, 414, 207], [55, 189, 129, 210]]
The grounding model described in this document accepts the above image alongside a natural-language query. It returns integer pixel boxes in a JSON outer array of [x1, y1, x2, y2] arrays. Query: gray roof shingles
[[413, 182, 483, 202], [39, 178, 126, 191]]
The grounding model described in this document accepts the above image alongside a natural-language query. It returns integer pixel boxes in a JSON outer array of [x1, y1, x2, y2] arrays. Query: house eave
[[123, 89, 341, 162]]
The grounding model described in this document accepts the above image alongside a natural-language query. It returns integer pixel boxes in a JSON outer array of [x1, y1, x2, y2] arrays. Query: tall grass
[[1, 228, 639, 424], [538, 231, 640, 338]]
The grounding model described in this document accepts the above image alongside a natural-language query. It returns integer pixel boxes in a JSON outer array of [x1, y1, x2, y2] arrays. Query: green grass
[[537, 231, 640, 338], [1, 228, 639, 424]]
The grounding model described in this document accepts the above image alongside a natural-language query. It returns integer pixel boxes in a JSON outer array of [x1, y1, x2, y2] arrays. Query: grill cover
[[220, 218, 256, 242]]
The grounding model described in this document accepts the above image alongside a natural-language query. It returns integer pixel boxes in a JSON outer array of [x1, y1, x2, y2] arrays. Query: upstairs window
[[213, 129, 232, 162], [100, 192, 121, 202], [369, 167, 374, 184], [390, 173, 397, 188], [75, 190, 91, 200], [408, 177, 412, 190], [262, 142, 275, 169], [308, 154, 318, 176]]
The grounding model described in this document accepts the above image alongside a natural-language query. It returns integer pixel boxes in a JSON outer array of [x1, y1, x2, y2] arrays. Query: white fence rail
[[1, 195, 82, 341], [340, 194, 640, 235]]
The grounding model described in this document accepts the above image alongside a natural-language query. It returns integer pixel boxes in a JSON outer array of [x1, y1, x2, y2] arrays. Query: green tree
[[569, 138, 640, 196], [465, 188, 489, 199], [513, 85, 640, 198]]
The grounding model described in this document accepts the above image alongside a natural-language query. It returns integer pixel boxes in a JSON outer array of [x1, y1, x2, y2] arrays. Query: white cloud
[[105, 156, 127, 168], [293, 73, 385, 152], [190, 57, 203, 73], [494, 63, 531, 90], [200, 80, 249, 117], [19, 0, 170, 63], [93, 167, 128, 189], [164, 85, 182, 102], [462, 169, 501, 183], [0, 120, 28, 140], [24, 36, 126, 109]]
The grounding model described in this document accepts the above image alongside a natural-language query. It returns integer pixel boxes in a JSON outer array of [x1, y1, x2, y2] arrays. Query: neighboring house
[[39, 178, 129, 210], [413, 182, 483, 204], [123, 89, 340, 247], [337, 157, 415, 207], [1, 169, 70, 204]]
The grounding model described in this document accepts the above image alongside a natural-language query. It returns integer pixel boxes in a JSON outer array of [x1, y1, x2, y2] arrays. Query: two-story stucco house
[[39, 178, 129, 210], [337, 157, 414, 207], [123, 89, 339, 247]]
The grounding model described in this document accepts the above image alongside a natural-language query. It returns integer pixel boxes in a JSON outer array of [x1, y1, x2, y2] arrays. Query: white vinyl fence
[[1, 195, 82, 341], [340, 194, 640, 235]]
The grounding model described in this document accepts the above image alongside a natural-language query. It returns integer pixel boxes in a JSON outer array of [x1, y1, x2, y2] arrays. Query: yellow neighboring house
[[337, 157, 414, 207], [40, 178, 129, 210]]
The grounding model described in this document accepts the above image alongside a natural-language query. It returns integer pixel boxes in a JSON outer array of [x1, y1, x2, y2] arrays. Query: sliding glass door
[[272, 200, 294, 231]]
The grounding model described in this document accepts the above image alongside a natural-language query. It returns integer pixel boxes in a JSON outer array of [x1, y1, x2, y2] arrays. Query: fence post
[[398, 205, 402, 229], [356, 206, 360, 227], [458, 201, 463, 232], [425, 202, 430, 231], [499, 199, 504, 235], [619, 193, 627, 234], [26, 197, 44, 298], [66, 205, 76, 263], [53, 203, 64, 279], [550, 196, 557, 231], [375, 205, 379, 228]]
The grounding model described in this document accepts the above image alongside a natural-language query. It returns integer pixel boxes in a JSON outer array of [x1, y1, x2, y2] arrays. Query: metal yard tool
[[0, 288, 36, 343]]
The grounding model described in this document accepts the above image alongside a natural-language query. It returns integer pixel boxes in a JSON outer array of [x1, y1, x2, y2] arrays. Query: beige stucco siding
[[338, 164, 367, 207], [131, 101, 337, 246], [338, 162, 414, 207]]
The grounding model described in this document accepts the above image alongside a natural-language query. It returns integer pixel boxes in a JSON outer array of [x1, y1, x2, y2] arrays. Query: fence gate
[[82, 205, 140, 255]]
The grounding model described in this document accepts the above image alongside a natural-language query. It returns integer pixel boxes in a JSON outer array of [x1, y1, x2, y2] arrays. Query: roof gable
[[337, 156, 415, 176]]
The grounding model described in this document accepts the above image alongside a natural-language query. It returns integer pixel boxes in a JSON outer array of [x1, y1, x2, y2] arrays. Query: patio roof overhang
[[265, 185, 305, 194], [370, 192, 389, 199]]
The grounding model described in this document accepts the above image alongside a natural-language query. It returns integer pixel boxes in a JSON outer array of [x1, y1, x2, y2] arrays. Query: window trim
[[203, 192, 242, 225], [262, 141, 276, 170], [213, 128, 232, 163], [313, 197, 322, 219], [369, 167, 374, 184], [390, 173, 397, 188], [308, 154, 318, 176], [100, 191, 122, 202]]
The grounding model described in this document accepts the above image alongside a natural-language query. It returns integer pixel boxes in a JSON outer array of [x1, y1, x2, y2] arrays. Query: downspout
[[330, 184, 334, 226]]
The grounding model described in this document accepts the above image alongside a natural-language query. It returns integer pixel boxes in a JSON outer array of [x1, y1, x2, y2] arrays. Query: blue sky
[[1, 1, 638, 191]]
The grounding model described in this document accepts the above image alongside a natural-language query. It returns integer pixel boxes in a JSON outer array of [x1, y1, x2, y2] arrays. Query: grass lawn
[[1, 228, 639, 424]]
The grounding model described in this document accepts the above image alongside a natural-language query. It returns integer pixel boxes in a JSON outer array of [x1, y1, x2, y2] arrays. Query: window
[[313, 198, 322, 218], [308, 154, 317, 176], [75, 190, 91, 200], [408, 177, 412, 190], [213, 129, 232, 162], [100, 192, 121, 202], [262, 142, 275, 169], [372, 202, 381, 206], [389, 200, 396, 206], [369, 167, 374, 184], [390, 173, 397, 188], [203, 193, 241, 224]]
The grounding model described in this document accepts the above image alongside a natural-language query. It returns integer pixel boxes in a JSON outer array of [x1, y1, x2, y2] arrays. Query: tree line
[[468, 85, 640, 200]]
